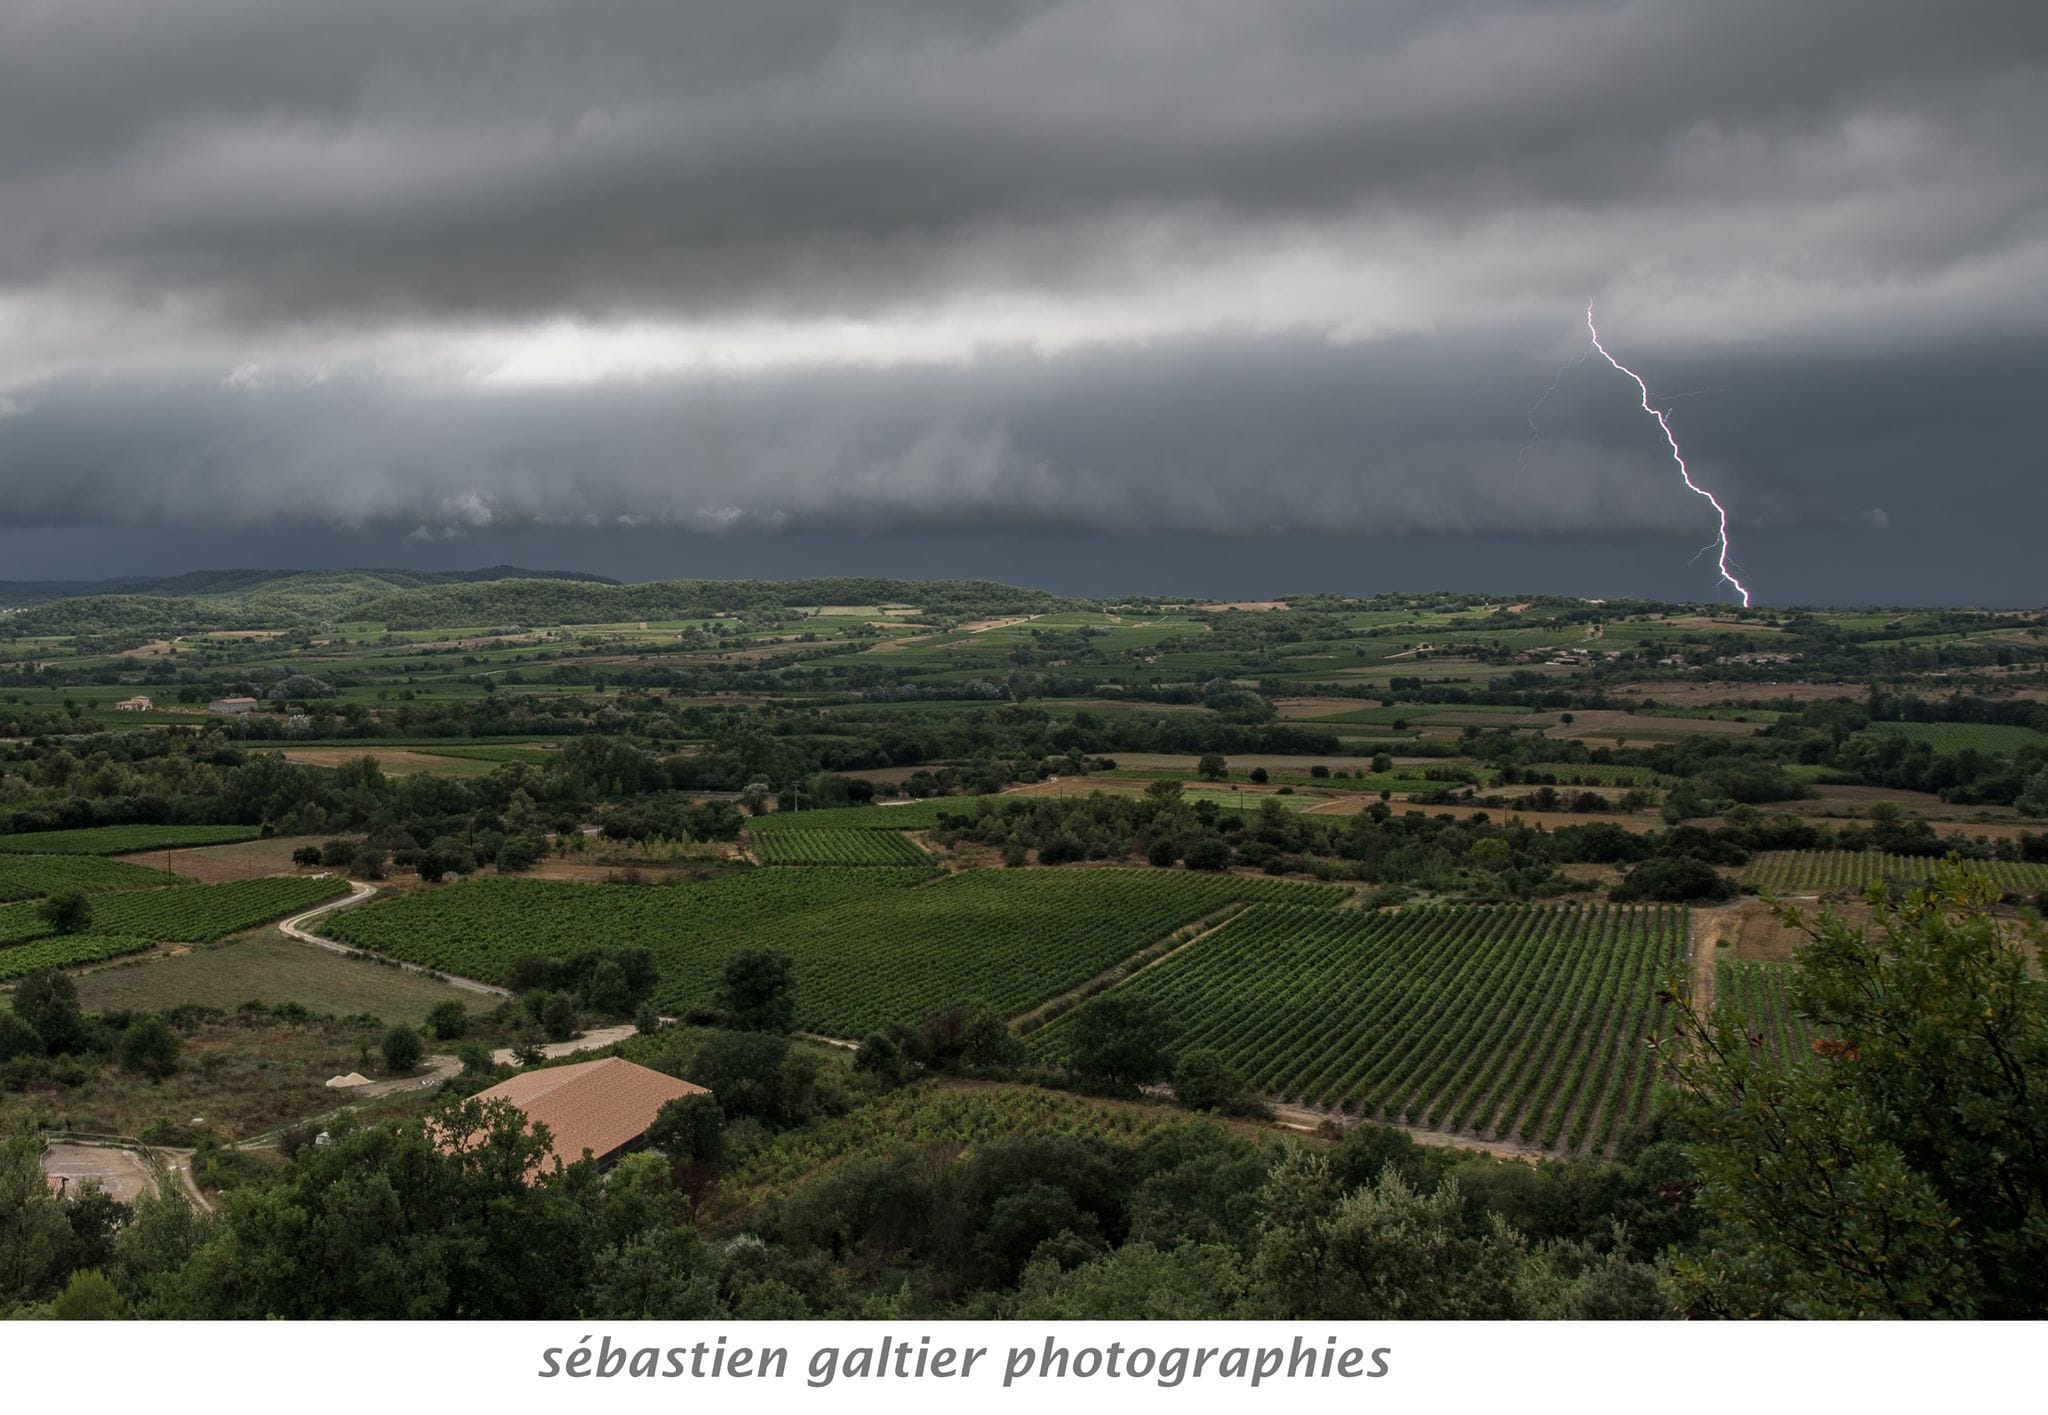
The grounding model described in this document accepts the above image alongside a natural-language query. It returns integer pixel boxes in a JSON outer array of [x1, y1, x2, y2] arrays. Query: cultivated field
[[1033, 901, 1684, 1154], [0, 823, 265, 855], [1748, 850, 2048, 896], [326, 866, 1342, 1037], [1717, 961, 1824, 1068]]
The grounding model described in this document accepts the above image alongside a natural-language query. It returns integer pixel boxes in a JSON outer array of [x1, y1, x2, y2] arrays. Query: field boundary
[[1009, 902, 1249, 1033], [276, 881, 512, 998]]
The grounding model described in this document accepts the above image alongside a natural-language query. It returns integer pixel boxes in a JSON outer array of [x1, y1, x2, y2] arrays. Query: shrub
[[290, 845, 323, 867], [117, 1017, 182, 1079], [379, 1024, 425, 1073], [36, 889, 92, 935], [424, 1000, 468, 1041]]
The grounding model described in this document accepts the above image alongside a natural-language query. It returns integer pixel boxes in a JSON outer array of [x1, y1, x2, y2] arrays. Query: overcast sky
[[1, 0, 2043, 604]]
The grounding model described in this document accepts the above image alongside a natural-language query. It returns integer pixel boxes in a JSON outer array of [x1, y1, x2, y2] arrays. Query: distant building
[[207, 696, 258, 715], [466, 1056, 709, 1176], [114, 695, 153, 711]]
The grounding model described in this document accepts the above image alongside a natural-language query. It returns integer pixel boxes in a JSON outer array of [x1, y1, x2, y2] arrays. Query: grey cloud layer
[[2, 0, 2043, 325], [0, 0, 2042, 580]]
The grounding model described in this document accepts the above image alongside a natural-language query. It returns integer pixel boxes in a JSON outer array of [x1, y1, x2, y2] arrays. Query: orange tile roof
[[473, 1056, 709, 1169]]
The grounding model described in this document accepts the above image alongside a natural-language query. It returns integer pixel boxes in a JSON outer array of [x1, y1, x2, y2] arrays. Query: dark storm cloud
[[2, 328, 2015, 544], [0, 0, 2042, 323], [0, 0, 2044, 602]]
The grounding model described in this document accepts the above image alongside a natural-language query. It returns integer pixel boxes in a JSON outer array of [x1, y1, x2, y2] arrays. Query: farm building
[[114, 695, 154, 711], [207, 695, 258, 714], [469, 1056, 708, 1174]]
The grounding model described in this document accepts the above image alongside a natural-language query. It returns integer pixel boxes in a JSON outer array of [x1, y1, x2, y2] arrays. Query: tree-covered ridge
[[2, 572, 1079, 635]]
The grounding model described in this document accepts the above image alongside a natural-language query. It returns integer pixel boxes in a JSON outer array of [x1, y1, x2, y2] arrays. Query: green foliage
[[715, 949, 797, 1032], [117, 1017, 182, 1079], [1612, 856, 1737, 903], [36, 888, 93, 934], [1065, 993, 1179, 1091], [11, 970, 86, 1054], [379, 1024, 425, 1073], [1172, 1048, 1260, 1115], [1666, 863, 2048, 1317], [424, 1000, 469, 1041], [647, 1092, 725, 1164], [51, 1266, 129, 1320]]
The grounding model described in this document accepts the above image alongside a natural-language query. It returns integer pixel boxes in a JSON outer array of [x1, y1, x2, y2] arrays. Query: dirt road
[[278, 881, 510, 998]]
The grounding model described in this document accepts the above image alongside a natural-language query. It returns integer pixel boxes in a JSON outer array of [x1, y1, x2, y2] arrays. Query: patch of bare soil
[[112, 836, 338, 883], [1197, 601, 1291, 612], [279, 747, 486, 774], [1272, 696, 1375, 720]]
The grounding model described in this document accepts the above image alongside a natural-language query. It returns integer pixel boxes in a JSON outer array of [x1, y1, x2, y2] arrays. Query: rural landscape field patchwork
[[1, 570, 2043, 1319]]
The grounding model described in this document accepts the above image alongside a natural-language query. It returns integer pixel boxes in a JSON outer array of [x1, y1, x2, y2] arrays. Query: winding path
[[276, 880, 511, 998]]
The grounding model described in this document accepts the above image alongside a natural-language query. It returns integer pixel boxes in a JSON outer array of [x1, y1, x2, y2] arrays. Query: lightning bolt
[[1585, 302, 1753, 607], [1517, 348, 1590, 472]]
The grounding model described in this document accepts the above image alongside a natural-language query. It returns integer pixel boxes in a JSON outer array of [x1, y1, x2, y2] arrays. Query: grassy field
[[69, 934, 483, 1026]]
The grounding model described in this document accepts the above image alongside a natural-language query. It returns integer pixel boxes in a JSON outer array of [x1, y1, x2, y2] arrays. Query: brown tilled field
[[111, 835, 338, 883]]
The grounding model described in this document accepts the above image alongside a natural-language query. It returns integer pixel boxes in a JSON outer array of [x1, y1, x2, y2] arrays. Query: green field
[[69, 934, 484, 1026], [0, 823, 265, 855], [327, 866, 1342, 1037], [0, 875, 346, 952], [1865, 721, 2048, 753], [746, 799, 981, 832], [1033, 901, 1684, 1154], [1717, 961, 1823, 1068], [753, 829, 931, 866], [0, 853, 189, 902], [1748, 850, 2048, 895], [0, 934, 160, 982]]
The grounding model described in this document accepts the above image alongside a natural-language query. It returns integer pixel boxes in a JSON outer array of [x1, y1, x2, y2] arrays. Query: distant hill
[[0, 566, 618, 633], [0, 569, 1073, 634]]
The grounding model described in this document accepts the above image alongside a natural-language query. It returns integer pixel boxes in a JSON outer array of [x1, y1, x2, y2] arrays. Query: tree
[[1172, 1048, 1259, 1114], [424, 1000, 468, 1041], [0, 1127, 76, 1309], [350, 847, 387, 880], [1248, 767, 1269, 784], [291, 844, 323, 866], [646, 1093, 724, 1165], [1611, 856, 1735, 903], [1184, 837, 1232, 871], [680, 1030, 818, 1128], [12, 971, 85, 1055], [716, 949, 796, 1032], [379, 1024, 424, 1073], [117, 1017, 181, 1080], [540, 991, 580, 1041], [1066, 993, 1178, 1091], [854, 1031, 914, 1088], [1197, 754, 1228, 780], [0, 1012, 41, 1062], [35, 889, 91, 935], [51, 1267, 128, 1320], [1665, 863, 2048, 1318]]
